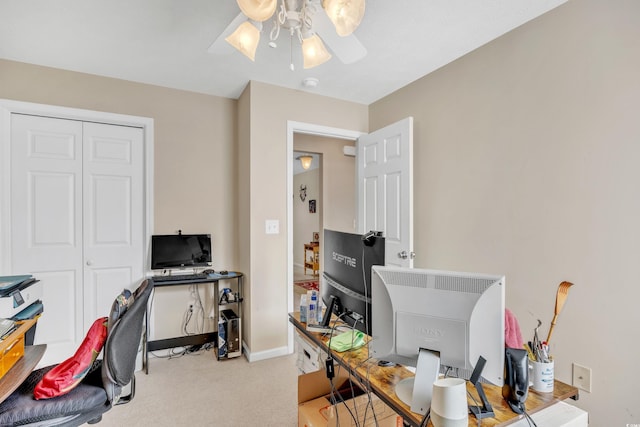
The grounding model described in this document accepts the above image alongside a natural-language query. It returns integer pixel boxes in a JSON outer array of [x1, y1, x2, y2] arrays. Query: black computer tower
[[221, 309, 241, 358]]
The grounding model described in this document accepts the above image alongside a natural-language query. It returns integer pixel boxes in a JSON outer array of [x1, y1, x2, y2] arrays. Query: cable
[[182, 304, 194, 335], [189, 283, 206, 333], [361, 245, 370, 337], [418, 408, 431, 427], [325, 312, 361, 427], [522, 409, 538, 427], [328, 364, 359, 426]]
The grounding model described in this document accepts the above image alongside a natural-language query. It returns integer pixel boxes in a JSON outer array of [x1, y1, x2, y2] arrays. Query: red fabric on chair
[[34, 317, 108, 400]]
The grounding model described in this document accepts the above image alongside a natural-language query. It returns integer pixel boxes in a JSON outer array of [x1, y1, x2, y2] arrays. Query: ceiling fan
[[208, 0, 367, 70]]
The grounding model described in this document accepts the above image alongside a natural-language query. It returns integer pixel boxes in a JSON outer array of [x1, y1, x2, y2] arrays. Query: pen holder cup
[[529, 360, 554, 393]]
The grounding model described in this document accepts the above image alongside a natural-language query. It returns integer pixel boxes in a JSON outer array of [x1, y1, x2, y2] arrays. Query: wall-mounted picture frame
[[312, 232, 319, 242], [309, 199, 316, 213], [299, 184, 307, 202]]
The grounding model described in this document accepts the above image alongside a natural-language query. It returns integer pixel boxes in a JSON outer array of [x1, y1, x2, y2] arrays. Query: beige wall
[[370, 0, 639, 424], [0, 59, 237, 340], [241, 81, 367, 357]]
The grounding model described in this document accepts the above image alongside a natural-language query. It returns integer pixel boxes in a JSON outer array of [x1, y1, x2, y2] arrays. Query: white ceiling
[[0, 0, 567, 105]]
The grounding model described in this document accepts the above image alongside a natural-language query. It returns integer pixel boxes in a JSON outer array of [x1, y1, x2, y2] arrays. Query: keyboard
[[0, 318, 17, 339], [153, 273, 209, 283]]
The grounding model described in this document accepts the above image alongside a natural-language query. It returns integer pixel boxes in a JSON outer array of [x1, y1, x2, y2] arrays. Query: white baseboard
[[242, 341, 291, 362]]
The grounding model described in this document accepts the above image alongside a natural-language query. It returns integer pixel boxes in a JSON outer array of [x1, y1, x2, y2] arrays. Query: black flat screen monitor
[[150, 234, 212, 270], [321, 229, 385, 334]]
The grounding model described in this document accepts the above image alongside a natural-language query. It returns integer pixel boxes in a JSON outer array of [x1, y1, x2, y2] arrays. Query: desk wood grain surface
[[289, 312, 578, 427]]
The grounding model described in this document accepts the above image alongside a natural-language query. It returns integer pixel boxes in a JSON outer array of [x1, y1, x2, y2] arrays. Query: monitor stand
[[394, 348, 440, 415]]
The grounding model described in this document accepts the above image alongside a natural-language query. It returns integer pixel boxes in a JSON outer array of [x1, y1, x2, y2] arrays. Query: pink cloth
[[505, 308, 524, 349]]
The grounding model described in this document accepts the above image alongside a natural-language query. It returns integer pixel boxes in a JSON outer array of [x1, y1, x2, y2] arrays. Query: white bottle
[[308, 291, 318, 325]]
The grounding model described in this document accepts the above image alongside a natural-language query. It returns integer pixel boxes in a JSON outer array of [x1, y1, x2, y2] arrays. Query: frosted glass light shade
[[226, 21, 261, 61], [237, 0, 277, 22], [298, 155, 313, 170], [301, 34, 332, 69], [322, 0, 365, 36]]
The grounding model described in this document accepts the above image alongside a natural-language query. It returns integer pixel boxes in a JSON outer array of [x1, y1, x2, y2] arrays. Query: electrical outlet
[[572, 363, 592, 393]]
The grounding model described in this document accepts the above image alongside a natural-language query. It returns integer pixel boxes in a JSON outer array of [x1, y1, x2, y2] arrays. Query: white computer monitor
[[370, 265, 505, 415]]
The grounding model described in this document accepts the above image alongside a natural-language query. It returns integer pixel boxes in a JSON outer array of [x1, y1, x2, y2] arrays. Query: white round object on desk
[[431, 378, 468, 427]]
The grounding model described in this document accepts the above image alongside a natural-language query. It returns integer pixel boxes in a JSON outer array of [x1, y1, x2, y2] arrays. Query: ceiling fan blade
[[312, 8, 367, 64], [207, 12, 248, 55]]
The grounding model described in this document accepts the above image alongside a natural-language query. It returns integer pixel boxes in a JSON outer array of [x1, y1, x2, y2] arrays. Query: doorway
[[292, 151, 321, 310], [286, 121, 365, 352]]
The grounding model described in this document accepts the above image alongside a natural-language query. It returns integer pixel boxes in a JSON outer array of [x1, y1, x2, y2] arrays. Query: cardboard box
[[298, 368, 403, 427]]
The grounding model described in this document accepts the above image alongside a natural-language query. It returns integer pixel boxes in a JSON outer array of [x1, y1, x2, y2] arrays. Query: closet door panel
[[35, 270, 79, 343], [82, 122, 144, 327], [10, 114, 84, 363]]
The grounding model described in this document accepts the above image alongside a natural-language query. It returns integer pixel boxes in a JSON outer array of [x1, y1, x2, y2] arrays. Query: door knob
[[398, 251, 416, 260], [86, 260, 93, 266]]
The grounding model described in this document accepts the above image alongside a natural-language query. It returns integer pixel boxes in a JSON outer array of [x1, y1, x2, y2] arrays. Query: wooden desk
[[289, 312, 579, 427]]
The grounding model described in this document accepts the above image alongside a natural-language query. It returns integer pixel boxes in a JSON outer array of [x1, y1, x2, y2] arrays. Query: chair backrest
[[101, 279, 153, 404]]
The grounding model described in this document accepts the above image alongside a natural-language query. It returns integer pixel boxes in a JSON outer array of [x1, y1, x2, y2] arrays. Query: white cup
[[430, 378, 468, 427], [529, 360, 554, 393]]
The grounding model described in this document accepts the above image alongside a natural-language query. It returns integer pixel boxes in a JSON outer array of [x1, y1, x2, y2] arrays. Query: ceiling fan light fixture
[[226, 21, 261, 61], [322, 0, 365, 36], [298, 155, 313, 170], [302, 34, 332, 69], [236, 0, 277, 22]]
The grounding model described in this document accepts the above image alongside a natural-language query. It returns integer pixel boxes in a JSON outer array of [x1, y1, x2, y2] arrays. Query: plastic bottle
[[308, 291, 318, 325], [300, 294, 307, 323]]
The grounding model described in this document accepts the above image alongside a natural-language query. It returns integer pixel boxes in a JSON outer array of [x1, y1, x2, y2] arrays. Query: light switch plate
[[265, 219, 279, 234]]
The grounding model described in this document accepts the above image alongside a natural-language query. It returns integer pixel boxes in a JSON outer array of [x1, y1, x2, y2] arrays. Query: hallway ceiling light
[[298, 155, 313, 169], [224, 0, 366, 70]]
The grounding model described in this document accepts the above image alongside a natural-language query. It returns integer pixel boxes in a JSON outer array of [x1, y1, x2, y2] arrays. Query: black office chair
[[0, 279, 153, 426]]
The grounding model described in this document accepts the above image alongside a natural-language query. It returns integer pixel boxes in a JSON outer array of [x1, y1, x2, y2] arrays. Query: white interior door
[[357, 117, 414, 268], [9, 113, 145, 364]]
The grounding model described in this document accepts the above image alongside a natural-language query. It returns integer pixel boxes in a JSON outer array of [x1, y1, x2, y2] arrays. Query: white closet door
[[82, 122, 144, 329], [10, 114, 84, 364], [10, 114, 145, 365]]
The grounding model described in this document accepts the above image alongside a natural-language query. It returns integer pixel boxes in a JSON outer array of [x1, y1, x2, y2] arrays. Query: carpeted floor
[[97, 351, 298, 426]]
